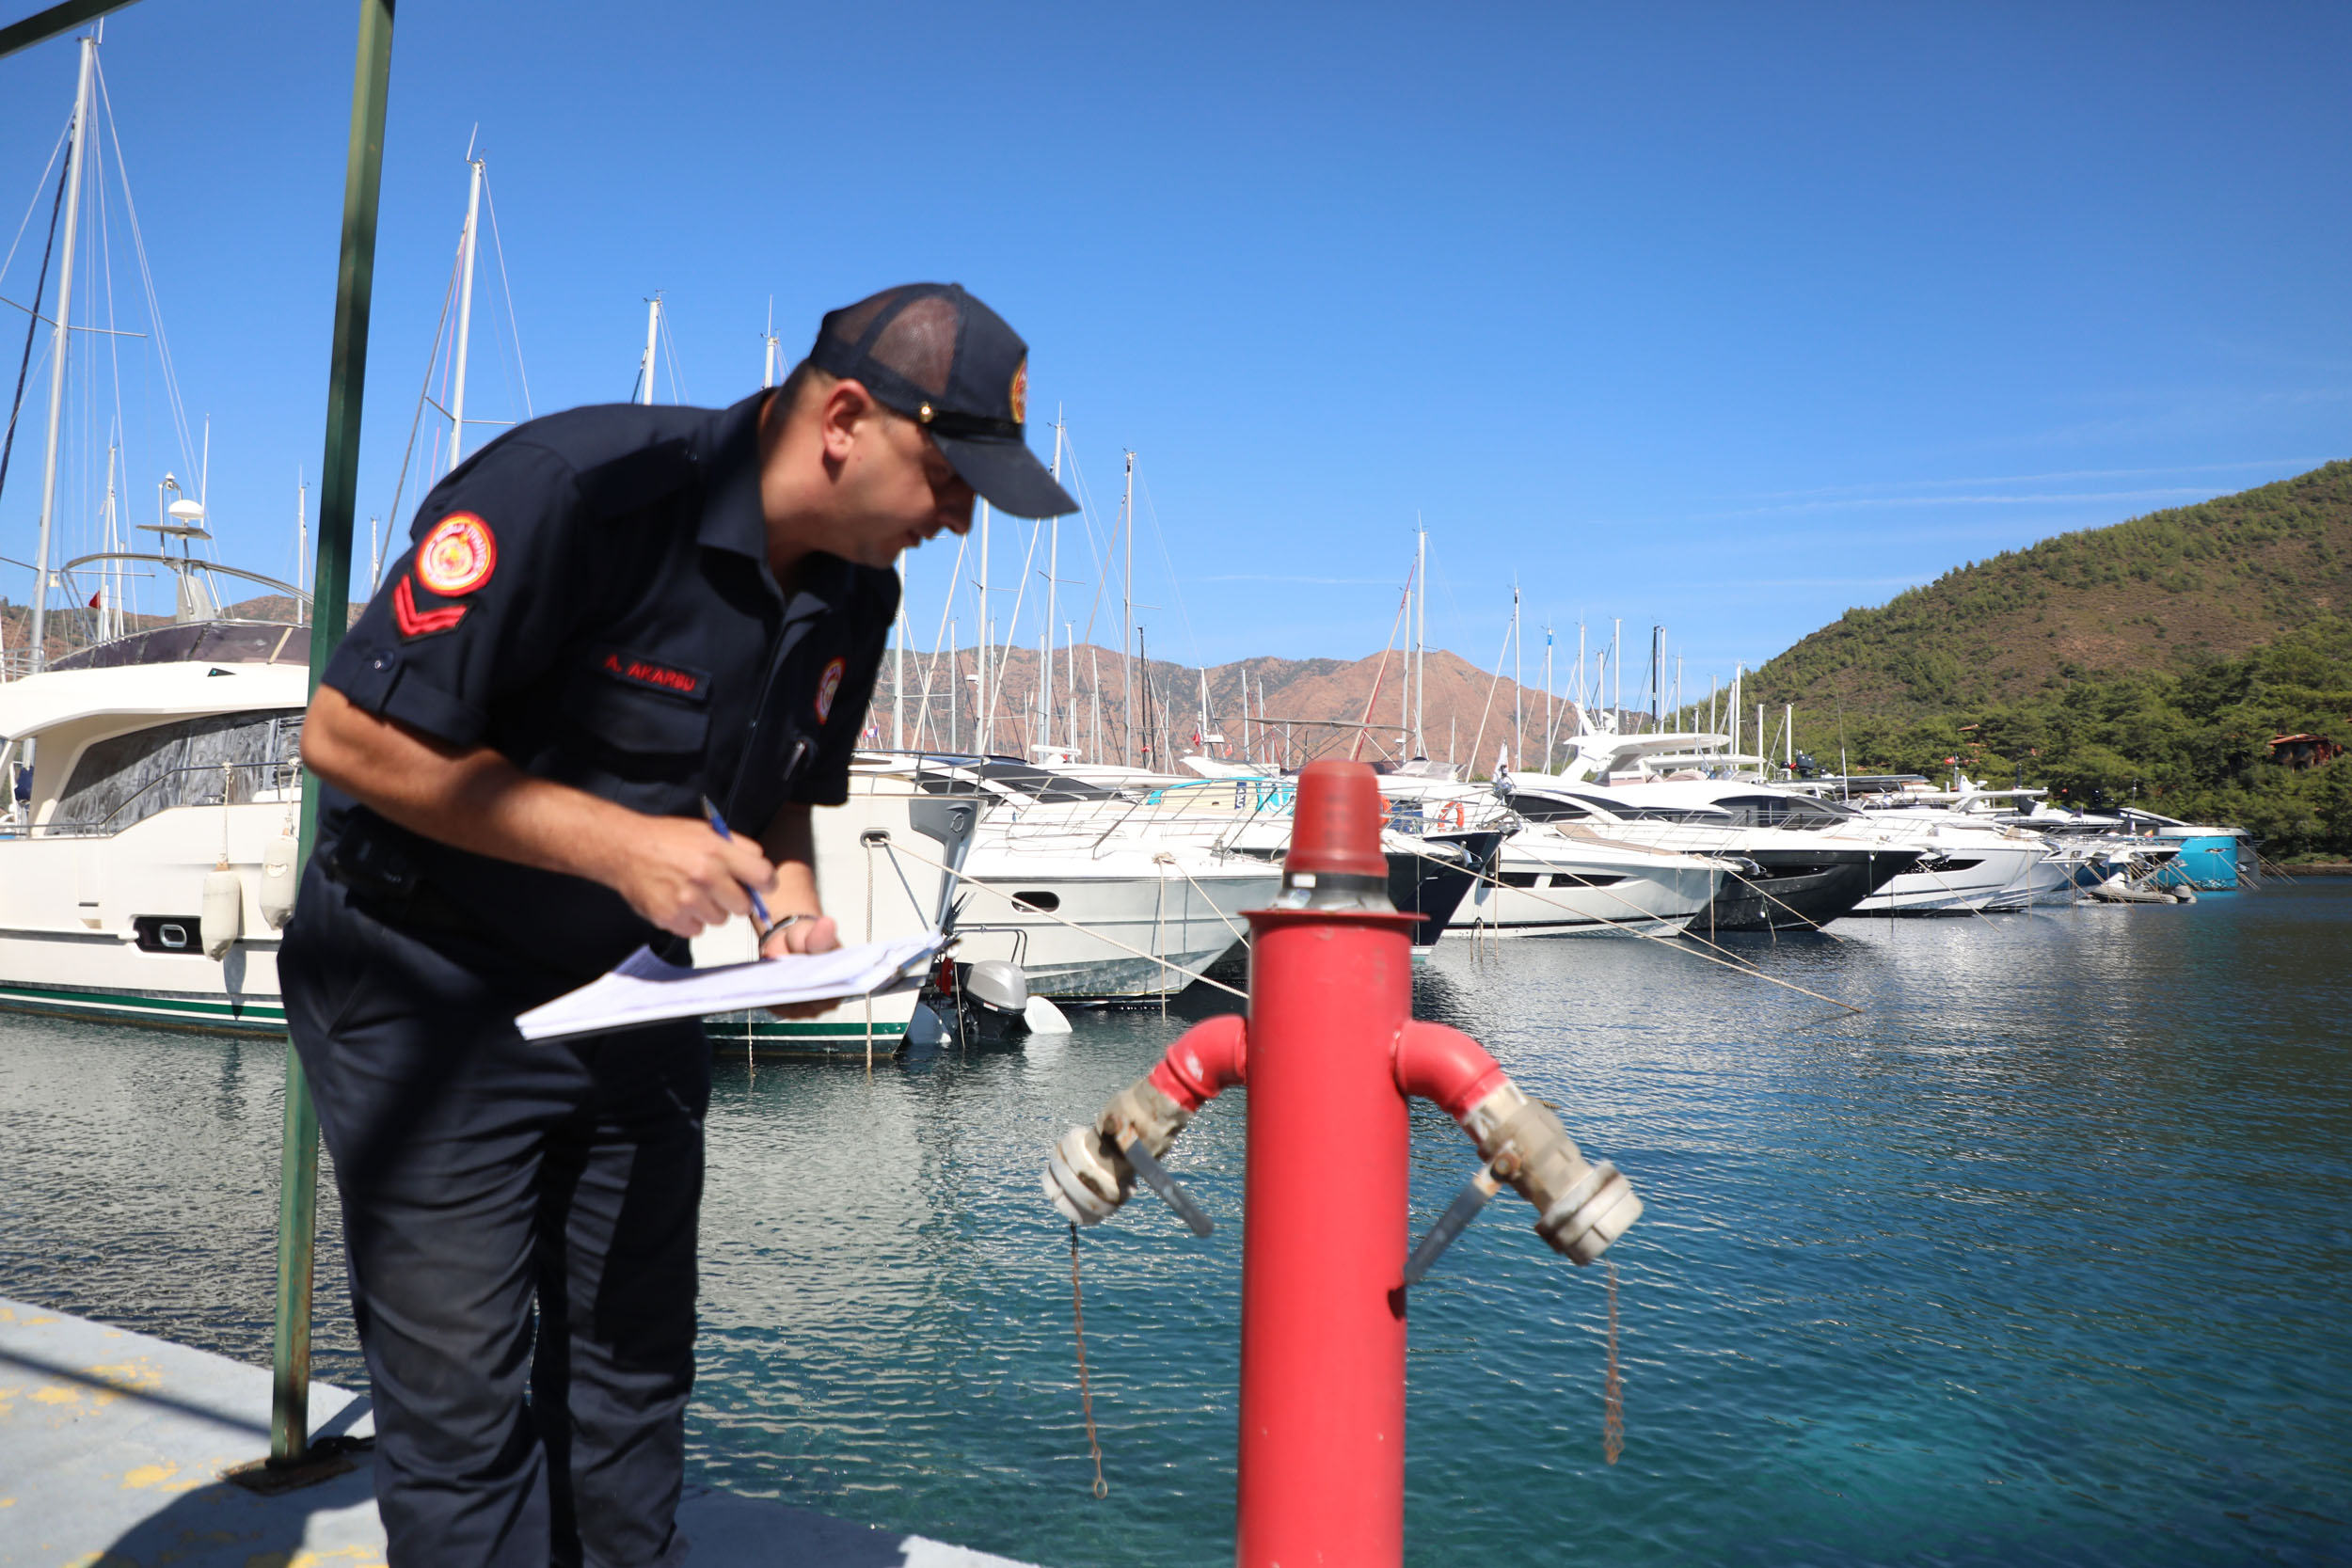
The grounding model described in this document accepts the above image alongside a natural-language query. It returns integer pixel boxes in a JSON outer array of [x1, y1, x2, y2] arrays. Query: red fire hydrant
[[1043, 760, 1642, 1566]]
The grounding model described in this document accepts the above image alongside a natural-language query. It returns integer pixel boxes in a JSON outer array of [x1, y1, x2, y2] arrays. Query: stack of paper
[[516, 931, 944, 1042]]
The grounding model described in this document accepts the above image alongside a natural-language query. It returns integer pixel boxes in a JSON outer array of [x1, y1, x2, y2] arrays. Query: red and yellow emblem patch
[[814, 657, 848, 723], [416, 512, 498, 596], [1008, 357, 1027, 426]]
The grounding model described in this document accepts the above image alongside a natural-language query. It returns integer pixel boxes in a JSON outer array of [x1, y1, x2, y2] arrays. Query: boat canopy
[[49, 620, 310, 673], [0, 661, 310, 743]]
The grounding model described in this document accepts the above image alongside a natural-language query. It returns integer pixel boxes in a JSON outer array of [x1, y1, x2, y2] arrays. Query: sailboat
[[0, 28, 312, 1028]]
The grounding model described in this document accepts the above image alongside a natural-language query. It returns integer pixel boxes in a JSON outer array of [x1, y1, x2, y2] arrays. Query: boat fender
[[202, 862, 244, 959], [1024, 995, 1073, 1036], [260, 833, 299, 929]]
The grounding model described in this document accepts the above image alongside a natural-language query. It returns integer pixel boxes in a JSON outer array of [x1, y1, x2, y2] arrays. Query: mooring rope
[[1417, 848, 1866, 1016]]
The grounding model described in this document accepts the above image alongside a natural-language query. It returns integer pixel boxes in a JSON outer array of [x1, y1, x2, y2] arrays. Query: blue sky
[[2, 0, 2346, 701]]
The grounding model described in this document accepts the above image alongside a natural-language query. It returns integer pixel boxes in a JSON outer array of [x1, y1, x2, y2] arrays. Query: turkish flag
[[87, 591, 101, 609]]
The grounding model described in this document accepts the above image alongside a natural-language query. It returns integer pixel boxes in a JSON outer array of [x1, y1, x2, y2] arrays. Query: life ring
[[1441, 801, 1467, 831]]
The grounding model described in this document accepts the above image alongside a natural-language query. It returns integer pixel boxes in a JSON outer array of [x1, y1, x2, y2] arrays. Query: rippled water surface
[[5, 883, 2348, 1565]]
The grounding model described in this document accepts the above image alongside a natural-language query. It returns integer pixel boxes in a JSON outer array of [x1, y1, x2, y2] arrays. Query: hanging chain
[[1603, 1260, 1624, 1465], [1068, 1223, 1108, 1497]]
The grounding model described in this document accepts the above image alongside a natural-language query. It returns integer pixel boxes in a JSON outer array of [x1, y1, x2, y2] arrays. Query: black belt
[[317, 830, 484, 940]]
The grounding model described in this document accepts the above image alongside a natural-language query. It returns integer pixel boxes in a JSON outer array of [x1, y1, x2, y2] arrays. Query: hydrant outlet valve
[[1043, 1015, 1247, 1228], [1457, 1080, 1643, 1266]]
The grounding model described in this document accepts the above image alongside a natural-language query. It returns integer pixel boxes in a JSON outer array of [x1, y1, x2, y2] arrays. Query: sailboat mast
[[1413, 520, 1426, 755], [1650, 625, 1661, 728], [1511, 583, 1522, 772], [1398, 556, 1411, 755], [1543, 625, 1553, 771], [1044, 417, 1062, 753], [762, 298, 780, 389], [977, 501, 991, 755], [1576, 622, 1586, 720], [1120, 451, 1135, 768], [296, 469, 310, 626], [639, 294, 661, 405], [29, 33, 96, 675], [1611, 617, 1621, 721], [100, 442, 119, 640], [448, 153, 485, 465]]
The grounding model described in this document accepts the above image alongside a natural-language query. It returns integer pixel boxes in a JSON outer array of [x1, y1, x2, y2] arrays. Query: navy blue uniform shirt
[[318, 391, 898, 985]]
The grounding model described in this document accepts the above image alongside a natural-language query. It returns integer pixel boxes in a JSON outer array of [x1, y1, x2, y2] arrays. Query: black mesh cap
[[807, 283, 1077, 519]]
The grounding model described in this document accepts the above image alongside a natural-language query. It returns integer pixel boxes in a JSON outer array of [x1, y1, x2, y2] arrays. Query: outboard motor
[[918, 956, 1035, 1049]]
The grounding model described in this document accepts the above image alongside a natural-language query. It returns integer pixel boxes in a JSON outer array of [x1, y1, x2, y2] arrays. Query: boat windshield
[[1706, 793, 1858, 829], [904, 756, 1122, 803], [971, 762, 1124, 802], [1505, 790, 1595, 823], [44, 709, 305, 837]]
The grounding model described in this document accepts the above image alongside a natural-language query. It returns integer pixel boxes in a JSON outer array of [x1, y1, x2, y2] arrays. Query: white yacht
[[1466, 827, 1724, 937], [0, 616, 310, 1032], [850, 754, 1280, 1001], [1498, 776, 1920, 931]]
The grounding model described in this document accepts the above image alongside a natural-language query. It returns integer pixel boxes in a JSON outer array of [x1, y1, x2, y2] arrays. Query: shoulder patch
[[392, 578, 469, 639], [814, 657, 848, 723], [417, 513, 498, 596]]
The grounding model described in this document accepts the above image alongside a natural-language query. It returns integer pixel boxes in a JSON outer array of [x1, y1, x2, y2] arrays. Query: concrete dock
[[0, 1297, 1037, 1567]]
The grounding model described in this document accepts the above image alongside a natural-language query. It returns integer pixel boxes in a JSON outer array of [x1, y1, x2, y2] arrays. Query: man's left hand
[[760, 913, 844, 1019]]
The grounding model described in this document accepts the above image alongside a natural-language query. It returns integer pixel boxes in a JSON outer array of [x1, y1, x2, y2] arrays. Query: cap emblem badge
[[1008, 358, 1027, 425], [815, 657, 848, 723], [416, 512, 497, 596]]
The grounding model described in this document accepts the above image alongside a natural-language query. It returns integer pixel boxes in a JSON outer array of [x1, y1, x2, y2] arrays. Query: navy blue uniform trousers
[[281, 863, 708, 1567]]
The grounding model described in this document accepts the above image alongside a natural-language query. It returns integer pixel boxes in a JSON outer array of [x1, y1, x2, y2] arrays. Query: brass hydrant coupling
[[1457, 1082, 1644, 1265], [1044, 1076, 1195, 1226]]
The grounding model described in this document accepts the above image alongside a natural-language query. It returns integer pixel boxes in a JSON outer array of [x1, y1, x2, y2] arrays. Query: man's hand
[[614, 818, 778, 939], [759, 913, 840, 958], [759, 911, 841, 1020]]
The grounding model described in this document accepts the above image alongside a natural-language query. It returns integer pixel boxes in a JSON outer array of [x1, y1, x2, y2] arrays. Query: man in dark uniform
[[286, 283, 1075, 1566]]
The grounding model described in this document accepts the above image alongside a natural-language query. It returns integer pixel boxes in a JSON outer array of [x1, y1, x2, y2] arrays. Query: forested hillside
[[1753, 461, 2352, 721], [1806, 616, 2352, 859]]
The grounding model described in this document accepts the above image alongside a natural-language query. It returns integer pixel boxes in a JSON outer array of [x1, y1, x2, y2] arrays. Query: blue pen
[[700, 795, 774, 934]]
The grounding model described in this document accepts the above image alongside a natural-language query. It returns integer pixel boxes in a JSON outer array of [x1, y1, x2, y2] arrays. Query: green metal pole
[[0, 0, 142, 61], [271, 0, 393, 1467]]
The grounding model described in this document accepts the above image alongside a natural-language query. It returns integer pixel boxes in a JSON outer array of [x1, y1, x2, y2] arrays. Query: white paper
[[516, 930, 943, 1042]]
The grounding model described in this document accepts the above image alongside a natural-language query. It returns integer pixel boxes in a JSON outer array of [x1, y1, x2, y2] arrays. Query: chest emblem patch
[[416, 512, 498, 596], [814, 657, 848, 723], [392, 577, 468, 639], [597, 650, 708, 699]]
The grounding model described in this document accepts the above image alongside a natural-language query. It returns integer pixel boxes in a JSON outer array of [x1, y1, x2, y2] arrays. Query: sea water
[[3, 882, 2346, 1565]]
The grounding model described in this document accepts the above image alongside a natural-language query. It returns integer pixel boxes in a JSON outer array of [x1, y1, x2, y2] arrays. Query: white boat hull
[[1464, 831, 1718, 936], [1856, 841, 2051, 913], [956, 850, 1274, 999]]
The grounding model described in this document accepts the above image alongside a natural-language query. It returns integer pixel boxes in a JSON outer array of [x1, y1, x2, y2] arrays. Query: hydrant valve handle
[[1400, 1165, 1501, 1287], [1121, 1134, 1215, 1238]]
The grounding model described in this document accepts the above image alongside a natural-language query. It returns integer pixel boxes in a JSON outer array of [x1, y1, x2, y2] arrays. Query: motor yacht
[[1498, 776, 1919, 931]]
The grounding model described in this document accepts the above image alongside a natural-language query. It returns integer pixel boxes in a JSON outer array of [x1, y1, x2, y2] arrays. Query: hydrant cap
[[1286, 760, 1390, 879]]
